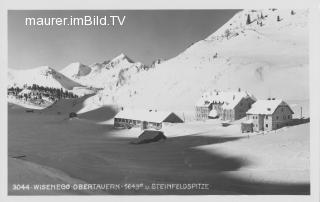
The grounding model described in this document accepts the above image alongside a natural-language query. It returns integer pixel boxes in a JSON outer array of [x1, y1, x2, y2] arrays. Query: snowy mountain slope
[[8, 9, 309, 116], [60, 62, 91, 79], [60, 53, 149, 89], [97, 9, 309, 111], [8, 66, 83, 90]]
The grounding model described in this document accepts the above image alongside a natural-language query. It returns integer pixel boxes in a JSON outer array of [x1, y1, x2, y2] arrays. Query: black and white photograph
[[1, 0, 320, 200]]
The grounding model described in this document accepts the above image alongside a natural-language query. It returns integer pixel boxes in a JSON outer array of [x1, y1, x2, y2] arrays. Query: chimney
[[233, 95, 235, 100], [267, 98, 271, 100], [238, 88, 241, 92]]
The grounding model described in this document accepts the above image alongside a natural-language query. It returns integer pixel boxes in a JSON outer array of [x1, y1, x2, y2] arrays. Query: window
[[288, 115, 291, 119], [266, 124, 268, 128], [265, 115, 268, 120], [276, 116, 279, 120]]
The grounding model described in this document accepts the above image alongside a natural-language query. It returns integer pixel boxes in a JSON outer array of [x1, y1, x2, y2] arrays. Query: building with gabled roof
[[195, 88, 256, 121], [114, 109, 183, 130], [244, 98, 294, 132]]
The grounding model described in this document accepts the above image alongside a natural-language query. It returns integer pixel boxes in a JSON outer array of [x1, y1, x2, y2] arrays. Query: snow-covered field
[[8, 103, 309, 195]]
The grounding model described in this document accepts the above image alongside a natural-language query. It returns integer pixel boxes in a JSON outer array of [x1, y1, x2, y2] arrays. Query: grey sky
[[8, 10, 239, 70]]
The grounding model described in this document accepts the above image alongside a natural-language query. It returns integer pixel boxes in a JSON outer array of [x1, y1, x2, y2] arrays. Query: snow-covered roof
[[222, 91, 255, 110], [208, 109, 218, 117], [114, 109, 179, 123], [246, 99, 293, 115], [196, 89, 255, 109], [221, 96, 243, 110], [195, 98, 212, 107]]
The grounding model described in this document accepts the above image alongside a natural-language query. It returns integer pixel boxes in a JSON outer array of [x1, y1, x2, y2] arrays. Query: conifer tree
[[246, 14, 251, 25], [277, 15, 281, 22]]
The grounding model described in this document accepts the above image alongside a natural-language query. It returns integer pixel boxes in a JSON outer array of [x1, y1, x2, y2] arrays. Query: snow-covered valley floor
[[8, 103, 310, 195]]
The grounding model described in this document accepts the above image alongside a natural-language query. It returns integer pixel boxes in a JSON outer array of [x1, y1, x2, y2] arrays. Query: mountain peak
[[111, 53, 134, 63], [116, 53, 126, 58], [60, 62, 91, 78], [33, 66, 57, 75]]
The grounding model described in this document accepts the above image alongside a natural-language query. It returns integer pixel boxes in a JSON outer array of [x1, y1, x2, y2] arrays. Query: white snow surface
[[247, 99, 293, 115], [8, 104, 310, 193]]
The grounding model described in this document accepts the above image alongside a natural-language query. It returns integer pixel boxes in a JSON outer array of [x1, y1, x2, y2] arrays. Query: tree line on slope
[[8, 84, 79, 105]]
